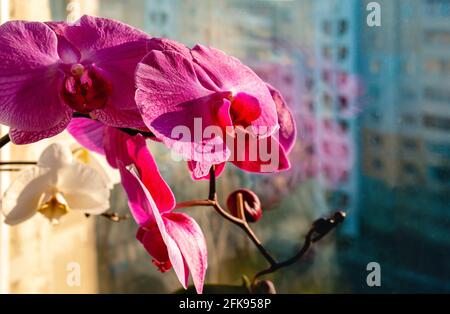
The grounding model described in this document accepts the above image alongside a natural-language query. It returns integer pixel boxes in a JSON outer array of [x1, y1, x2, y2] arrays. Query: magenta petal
[[136, 224, 171, 271], [191, 45, 278, 134], [216, 98, 233, 128], [92, 106, 147, 129], [63, 15, 149, 59], [164, 212, 208, 294], [148, 37, 192, 59], [118, 162, 187, 288], [45, 21, 81, 64], [118, 161, 155, 225], [10, 111, 72, 144], [67, 118, 106, 155], [103, 127, 133, 168], [231, 131, 291, 173], [231, 92, 262, 127], [135, 50, 230, 168], [187, 161, 226, 181], [267, 84, 297, 154], [126, 135, 176, 212], [89, 40, 150, 113], [0, 21, 70, 132]]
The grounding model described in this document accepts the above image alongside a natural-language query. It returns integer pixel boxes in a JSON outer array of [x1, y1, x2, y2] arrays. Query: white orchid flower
[[1, 143, 111, 225], [71, 145, 120, 189]]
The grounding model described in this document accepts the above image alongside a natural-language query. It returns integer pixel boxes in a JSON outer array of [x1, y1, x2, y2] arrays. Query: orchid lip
[[37, 192, 70, 225], [62, 64, 112, 114]]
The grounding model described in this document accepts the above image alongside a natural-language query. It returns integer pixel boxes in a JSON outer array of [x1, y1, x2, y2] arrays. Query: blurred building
[[338, 0, 450, 292], [312, 0, 360, 236]]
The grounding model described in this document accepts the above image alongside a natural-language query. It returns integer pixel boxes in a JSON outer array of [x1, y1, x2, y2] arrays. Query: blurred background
[[0, 0, 449, 293]]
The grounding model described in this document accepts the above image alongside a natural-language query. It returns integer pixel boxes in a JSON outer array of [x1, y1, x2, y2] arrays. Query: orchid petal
[[231, 131, 291, 173], [267, 84, 297, 154], [164, 212, 208, 294], [63, 15, 149, 59], [59, 16, 150, 127], [85, 153, 120, 189], [118, 164, 187, 288], [187, 161, 226, 181], [136, 224, 171, 271], [118, 162, 153, 225], [67, 118, 106, 155], [91, 106, 147, 129], [57, 163, 110, 212], [88, 41, 151, 116], [45, 21, 81, 64], [9, 111, 72, 144], [135, 50, 230, 169], [103, 127, 133, 168], [1, 167, 52, 225], [126, 134, 175, 212], [38, 142, 73, 168], [148, 38, 192, 58], [0, 21, 71, 133], [191, 45, 278, 135]]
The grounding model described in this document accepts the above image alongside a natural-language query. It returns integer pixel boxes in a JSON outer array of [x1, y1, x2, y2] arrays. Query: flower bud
[[251, 280, 277, 294], [226, 189, 262, 223]]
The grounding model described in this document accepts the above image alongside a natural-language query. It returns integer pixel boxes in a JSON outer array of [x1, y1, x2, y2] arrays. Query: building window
[[322, 20, 332, 35], [428, 166, 450, 184], [338, 95, 348, 110], [339, 120, 349, 133], [372, 158, 384, 170], [424, 29, 450, 46], [402, 138, 418, 151], [370, 110, 382, 123], [338, 46, 348, 61], [323, 92, 333, 108], [423, 115, 450, 131], [369, 59, 381, 74], [370, 134, 383, 146], [402, 59, 415, 75], [400, 86, 417, 101], [338, 19, 348, 36], [331, 191, 350, 208], [322, 69, 332, 83], [424, 86, 450, 103], [402, 162, 418, 176], [426, 142, 450, 158], [401, 114, 417, 126], [322, 46, 332, 60]]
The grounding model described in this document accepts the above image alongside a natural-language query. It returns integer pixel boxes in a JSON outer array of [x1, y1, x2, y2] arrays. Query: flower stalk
[[169, 165, 345, 283]]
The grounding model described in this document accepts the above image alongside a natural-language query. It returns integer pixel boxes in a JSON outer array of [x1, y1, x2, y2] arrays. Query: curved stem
[[72, 112, 155, 138], [0, 161, 37, 166], [207, 167, 277, 266], [253, 230, 314, 280], [174, 199, 215, 210], [85, 212, 130, 222], [0, 134, 10, 149]]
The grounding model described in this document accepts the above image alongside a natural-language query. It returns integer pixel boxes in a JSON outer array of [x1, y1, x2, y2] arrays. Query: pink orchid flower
[[118, 134, 207, 294], [135, 39, 288, 178], [187, 82, 297, 180], [0, 15, 150, 144]]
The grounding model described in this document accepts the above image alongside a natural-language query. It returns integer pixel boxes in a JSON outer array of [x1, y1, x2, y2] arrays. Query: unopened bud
[[251, 280, 277, 294], [226, 189, 262, 223]]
